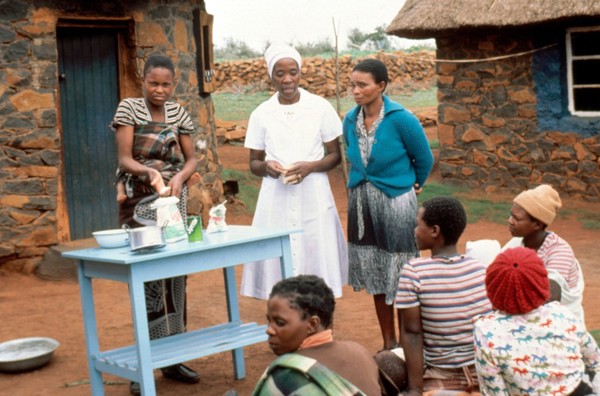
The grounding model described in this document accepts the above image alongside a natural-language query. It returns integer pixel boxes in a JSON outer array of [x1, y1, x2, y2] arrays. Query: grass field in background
[[222, 165, 600, 230], [212, 91, 272, 121], [221, 168, 261, 215], [212, 87, 437, 121], [219, 167, 513, 224]]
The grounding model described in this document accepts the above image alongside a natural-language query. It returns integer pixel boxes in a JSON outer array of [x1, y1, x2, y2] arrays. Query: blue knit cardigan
[[342, 96, 434, 198]]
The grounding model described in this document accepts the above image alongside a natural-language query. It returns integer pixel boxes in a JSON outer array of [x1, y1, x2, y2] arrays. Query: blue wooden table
[[62, 225, 297, 396]]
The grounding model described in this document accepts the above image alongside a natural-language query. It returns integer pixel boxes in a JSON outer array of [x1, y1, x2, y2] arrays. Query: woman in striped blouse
[[111, 53, 199, 395]]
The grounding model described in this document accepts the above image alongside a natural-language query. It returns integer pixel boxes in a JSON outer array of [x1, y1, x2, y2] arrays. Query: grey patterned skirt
[[347, 183, 419, 304], [118, 185, 188, 339]]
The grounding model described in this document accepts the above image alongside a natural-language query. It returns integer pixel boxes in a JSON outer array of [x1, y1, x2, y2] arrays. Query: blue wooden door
[[57, 28, 120, 239]]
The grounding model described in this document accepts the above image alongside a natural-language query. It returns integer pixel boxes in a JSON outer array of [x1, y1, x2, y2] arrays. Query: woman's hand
[[249, 149, 286, 178], [168, 172, 186, 198], [148, 168, 171, 196], [414, 183, 423, 195], [265, 160, 286, 179], [284, 162, 312, 184]]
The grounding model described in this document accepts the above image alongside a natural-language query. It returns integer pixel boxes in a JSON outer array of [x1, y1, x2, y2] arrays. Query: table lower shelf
[[93, 321, 267, 381]]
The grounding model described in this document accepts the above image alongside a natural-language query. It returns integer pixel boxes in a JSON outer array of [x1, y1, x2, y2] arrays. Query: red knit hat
[[486, 247, 550, 314]]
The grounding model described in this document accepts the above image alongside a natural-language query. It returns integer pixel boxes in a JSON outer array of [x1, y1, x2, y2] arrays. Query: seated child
[[474, 246, 600, 395], [252, 275, 382, 396], [395, 196, 492, 394]]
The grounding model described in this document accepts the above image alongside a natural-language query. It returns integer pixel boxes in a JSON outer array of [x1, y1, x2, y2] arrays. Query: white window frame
[[566, 26, 600, 117]]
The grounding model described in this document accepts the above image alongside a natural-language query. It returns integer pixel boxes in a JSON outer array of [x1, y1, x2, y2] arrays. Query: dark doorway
[[57, 27, 120, 239]]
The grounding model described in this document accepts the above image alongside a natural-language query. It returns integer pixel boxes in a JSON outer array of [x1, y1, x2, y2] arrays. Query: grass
[[221, 168, 261, 213], [219, 168, 514, 225], [326, 87, 438, 115], [212, 91, 271, 121], [221, 168, 261, 215], [590, 329, 600, 345], [222, 168, 600, 230], [417, 182, 512, 224], [580, 212, 600, 230], [213, 87, 438, 121]]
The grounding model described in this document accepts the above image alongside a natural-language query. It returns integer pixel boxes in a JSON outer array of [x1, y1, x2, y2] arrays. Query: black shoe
[[161, 364, 200, 384], [129, 381, 140, 396]]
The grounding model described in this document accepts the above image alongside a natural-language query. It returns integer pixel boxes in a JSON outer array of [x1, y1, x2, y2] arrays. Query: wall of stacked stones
[[212, 51, 436, 97], [0, 0, 222, 273], [435, 33, 600, 201]]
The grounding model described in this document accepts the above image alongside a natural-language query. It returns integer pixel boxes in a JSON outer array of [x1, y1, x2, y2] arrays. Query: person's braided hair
[[269, 275, 335, 329], [421, 196, 467, 245]]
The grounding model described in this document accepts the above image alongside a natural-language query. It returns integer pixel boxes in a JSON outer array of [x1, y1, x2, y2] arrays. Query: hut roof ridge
[[387, 0, 600, 38]]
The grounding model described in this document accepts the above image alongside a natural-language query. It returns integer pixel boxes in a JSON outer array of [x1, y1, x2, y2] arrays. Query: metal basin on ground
[[0, 337, 60, 372]]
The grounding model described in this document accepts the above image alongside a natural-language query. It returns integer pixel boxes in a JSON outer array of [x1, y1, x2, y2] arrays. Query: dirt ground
[[2, 139, 600, 396]]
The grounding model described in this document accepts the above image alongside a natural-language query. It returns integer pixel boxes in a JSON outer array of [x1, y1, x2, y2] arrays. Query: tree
[[367, 25, 391, 50], [214, 38, 261, 60], [347, 27, 370, 49], [347, 25, 402, 51]]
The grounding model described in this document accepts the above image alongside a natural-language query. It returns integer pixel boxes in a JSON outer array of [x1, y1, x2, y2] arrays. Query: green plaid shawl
[[252, 353, 366, 396]]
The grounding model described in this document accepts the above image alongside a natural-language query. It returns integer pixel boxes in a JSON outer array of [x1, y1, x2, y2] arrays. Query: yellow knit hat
[[513, 184, 562, 226]]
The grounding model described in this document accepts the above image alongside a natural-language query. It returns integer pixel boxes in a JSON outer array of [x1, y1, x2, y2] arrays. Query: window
[[566, 27, 600, 116]]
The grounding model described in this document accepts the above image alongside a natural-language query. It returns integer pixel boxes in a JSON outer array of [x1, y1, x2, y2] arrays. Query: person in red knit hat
[[474, 247, 600, 395]]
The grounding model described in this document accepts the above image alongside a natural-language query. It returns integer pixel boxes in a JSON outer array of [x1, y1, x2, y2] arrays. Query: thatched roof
[[387, 0, 600, 39]]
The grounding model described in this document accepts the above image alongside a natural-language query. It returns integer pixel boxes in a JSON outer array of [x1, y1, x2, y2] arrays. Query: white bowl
[[92, 229, 129, 248], [0, 337, 60, 372]]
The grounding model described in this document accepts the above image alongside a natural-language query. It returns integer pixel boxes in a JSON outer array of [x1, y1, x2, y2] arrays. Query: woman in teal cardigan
[[343, 58, 433, 352]]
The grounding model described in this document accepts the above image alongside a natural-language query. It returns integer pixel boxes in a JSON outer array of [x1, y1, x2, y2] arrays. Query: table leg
[[279, 235, 294, 278], [223, 266, 246, 379], [77, 262, 105, 396], [129, 272, 156, 396]]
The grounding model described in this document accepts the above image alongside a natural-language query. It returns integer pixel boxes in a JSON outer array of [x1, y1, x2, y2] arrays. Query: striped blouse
[[395, 255, 492, 368], [111, 97, 194, 133], [538, 232, 580, 290]]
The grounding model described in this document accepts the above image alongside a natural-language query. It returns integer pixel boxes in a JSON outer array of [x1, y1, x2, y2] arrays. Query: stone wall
[[0, 0, 222, 273], [436, 32, 600, 200], [213, 51, 436, 97]]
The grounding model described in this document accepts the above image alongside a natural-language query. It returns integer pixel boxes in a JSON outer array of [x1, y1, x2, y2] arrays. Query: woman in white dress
[[240, 43, 348, 299]]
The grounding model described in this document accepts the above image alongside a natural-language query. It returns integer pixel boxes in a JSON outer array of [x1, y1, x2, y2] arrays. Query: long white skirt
[[240, 172, 348, 299]]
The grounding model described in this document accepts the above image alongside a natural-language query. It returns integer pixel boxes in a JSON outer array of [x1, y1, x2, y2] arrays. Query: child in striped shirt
[[395, 196, 492, 395]]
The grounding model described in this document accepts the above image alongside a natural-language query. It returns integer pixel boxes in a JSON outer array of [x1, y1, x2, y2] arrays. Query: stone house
[[1, 0, 223, 274], [387, 0, 600, 200]]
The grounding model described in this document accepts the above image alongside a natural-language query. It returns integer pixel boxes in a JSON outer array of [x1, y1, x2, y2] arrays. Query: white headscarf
[[264, 43, 302, 78]]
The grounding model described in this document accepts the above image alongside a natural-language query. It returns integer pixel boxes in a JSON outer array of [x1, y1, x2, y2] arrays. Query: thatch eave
[[386, 0, 600, 39]]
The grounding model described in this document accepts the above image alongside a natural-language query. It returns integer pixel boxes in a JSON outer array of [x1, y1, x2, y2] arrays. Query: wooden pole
[[332, 17, 348, 187]]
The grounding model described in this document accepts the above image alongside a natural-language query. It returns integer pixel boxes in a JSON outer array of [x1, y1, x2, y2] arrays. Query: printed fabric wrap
[[131, 122, 184, 181], [252, 353, 366, 396]]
